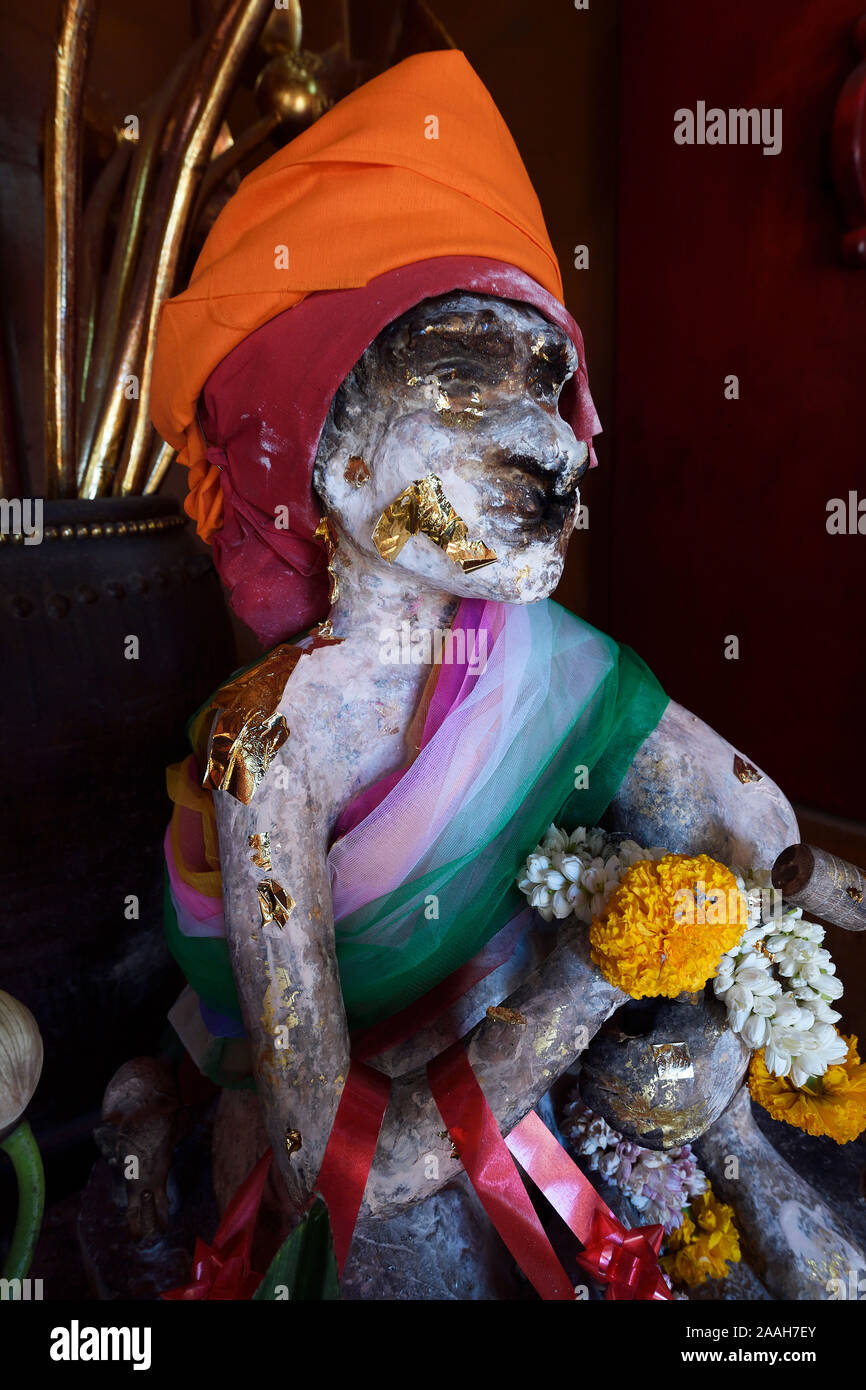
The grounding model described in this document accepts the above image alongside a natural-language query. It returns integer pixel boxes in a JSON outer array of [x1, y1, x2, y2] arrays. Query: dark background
[[1, 1, 864, 855]]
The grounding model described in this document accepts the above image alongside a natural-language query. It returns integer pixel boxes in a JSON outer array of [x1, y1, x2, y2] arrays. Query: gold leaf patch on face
[[372, 473, 497, 573], [344, 455, 370, 487]]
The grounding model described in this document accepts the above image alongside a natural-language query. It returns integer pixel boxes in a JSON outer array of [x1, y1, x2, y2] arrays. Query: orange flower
[[589, 855, 745, 999], [748, 1034, 866, 1144], [661, 1188, 741, 1287]]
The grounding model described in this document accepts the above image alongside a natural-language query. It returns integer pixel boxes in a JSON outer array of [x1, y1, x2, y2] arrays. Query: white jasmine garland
[[712, 888, 846, 1085], [517, 825, 663, 924], [517, 828, 849, 1088]]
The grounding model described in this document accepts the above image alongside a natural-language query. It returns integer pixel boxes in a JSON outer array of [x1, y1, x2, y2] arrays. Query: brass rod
[[77, 137, 131, 418], [80, 3, 252, 499], [142, 435, 176, 495], [77, 47, 200, 488], [188, 111, 279, 244], [43, 0, 98, 498], [117, 0, 275, 496]]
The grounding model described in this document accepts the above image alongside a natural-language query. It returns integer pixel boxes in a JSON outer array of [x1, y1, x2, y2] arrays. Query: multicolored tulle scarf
[[164, 598, 668, 1073]]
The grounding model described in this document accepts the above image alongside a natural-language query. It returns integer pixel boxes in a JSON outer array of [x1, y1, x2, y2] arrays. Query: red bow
[[161, 1150, 272, 1300], [575, 1207, 671, 1301]]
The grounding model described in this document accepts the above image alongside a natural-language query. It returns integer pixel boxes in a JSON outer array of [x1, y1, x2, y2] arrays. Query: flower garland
[[748, 1033, 866, 1144], [561, 1095, 740, 1288], [712, 886, 847, 1088], [517, 825, 651, 925], [562, 1095, 708, 1232], [590, 854, 744, 998], [661, 1189, 742, 1288], [517, 825, 865, 1145], [517, 825, 745, 997]]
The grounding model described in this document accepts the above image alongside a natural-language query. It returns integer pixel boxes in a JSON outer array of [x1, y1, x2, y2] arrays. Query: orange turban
[[151, 49, 578, 544]]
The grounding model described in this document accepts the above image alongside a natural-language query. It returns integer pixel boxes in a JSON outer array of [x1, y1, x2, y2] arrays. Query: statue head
[[314, 292, 590, 605], [151, 52, 602, 644]]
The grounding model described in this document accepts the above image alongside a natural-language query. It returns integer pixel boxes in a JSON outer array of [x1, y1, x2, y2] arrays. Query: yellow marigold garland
[[589, 854, 746, 999], [748, 1033, 866, 1144], [661, 1187, 741, 1287]]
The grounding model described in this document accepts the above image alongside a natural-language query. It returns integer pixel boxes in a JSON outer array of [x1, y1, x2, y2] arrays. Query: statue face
[[314, 293, 589, 602]]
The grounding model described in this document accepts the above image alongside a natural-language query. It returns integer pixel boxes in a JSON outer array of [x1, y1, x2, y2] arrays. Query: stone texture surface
[[608, 700, 799, 875], [695, 1087, 866, 1300], [343, 1172, 533, 1301], [580, 993, 750, 1150]]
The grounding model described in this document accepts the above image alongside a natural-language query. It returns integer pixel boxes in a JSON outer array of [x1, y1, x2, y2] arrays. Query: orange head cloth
[[151, 49, 575, 545]]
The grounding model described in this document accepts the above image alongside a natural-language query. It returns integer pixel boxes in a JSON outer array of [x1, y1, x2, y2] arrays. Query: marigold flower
[[661, 1188, 741, 1287], [589, 855, 745, 999], [748, 1033, 866, 1144]]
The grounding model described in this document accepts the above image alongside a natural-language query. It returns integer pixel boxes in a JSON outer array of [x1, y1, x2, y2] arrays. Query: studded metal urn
[[0, 495, 235, 1189]]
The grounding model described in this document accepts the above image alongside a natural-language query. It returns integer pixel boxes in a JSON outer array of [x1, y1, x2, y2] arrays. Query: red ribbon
[[161, 1149, 273, 1300], [167, 1050, 669, 1301], [315, 1058, 392, 1274], [506, 1110, 671, 1301], [427, 1043, 575, 1300], [505, 1109, 614, 1240], [575, 1208, 670, 1301]]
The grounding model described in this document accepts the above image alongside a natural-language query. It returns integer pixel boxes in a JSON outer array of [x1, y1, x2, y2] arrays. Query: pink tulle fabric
[[165, 596, 509, 937], [327, 598, 534, 921]]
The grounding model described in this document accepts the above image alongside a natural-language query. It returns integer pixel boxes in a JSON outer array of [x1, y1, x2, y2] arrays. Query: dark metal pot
[[0, 496, 235, 1182]]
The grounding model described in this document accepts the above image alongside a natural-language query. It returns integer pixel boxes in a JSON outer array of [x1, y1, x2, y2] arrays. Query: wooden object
[[772, 842, 866, 931]]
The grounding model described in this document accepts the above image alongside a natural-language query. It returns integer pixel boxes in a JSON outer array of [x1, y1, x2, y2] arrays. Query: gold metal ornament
[[256, 878, 296, 928], [44, 0, 97, 498], [203, 645, 305, 804], [254, 49, 332, 135], [249, 831, 272, 870], [314, 514, 340, 604], [372, 473, 497, 573]]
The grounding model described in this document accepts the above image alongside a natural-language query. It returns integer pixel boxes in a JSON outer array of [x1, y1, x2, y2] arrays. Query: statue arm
[[214, 735, 349, 1211], [606, 698, 799, 873]]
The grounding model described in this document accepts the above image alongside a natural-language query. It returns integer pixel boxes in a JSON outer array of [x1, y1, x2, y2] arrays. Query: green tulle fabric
[[165, 602, 668, 1038], [334, 629, 667, 1029]]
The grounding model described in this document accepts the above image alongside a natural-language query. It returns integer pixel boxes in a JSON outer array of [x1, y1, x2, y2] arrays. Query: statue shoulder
[[607, 698, 798, 873], [197, 632, 340, 804]]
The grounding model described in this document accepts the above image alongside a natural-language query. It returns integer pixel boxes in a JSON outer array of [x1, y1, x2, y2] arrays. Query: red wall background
[[609, 0, 866, 820]]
